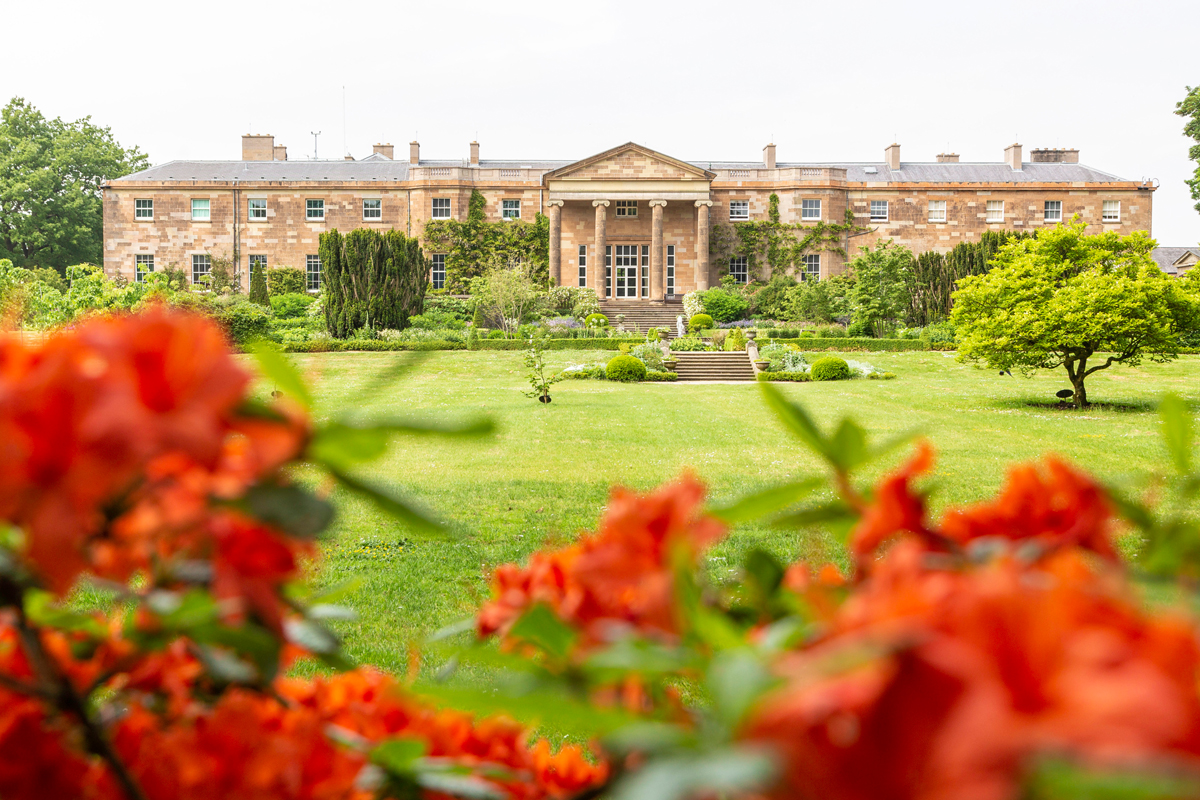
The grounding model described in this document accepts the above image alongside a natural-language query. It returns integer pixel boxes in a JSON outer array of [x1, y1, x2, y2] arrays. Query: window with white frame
[[1044, 200, 1062, 222], [641, 245, 649, 298], [363, 199, 382, 220], [605, 245, 612, 298], [502, 199, 521, 220], [135, 199, 153, 220], [248, 198, 267, 220], [1102, 200, 1120, 223], [135, 254, 154, 283], [729, 200, 749, 221], [615, 200, 637, 218], [431, 254, 446, 290], [191, 199, 210, 221], [870, 200, 888, 222], [306, 255, 322, 291], [577, 245, 587, 288], [729, 256, 748, 284], [249, 254, 267, 276], [306, 199, 324, 221], [928, 200, 947, 223], [803, 253, 820, 280], [801, 199, 821, 220], [666, 245, 675, 296], [986, 200, 1005, 223], [191, 254, 211, 285], [432, 198, 451, 219]]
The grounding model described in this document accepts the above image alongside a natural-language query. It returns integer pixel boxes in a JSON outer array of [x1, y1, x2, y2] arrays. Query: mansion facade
[[103, 135, 1155, 301]]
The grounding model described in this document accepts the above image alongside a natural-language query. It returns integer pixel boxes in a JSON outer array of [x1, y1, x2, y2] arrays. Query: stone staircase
[[599, 301, 685, 339], [671, 351, 757, 382]]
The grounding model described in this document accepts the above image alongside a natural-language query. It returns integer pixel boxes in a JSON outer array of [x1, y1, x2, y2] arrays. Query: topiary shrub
[[585, 313, 609, 328], [605, 354, 647, 382], [270, 292, 316, 319], [810, 356, 851, 381], [687, 313, 713, 333], [266, 267, 307, 296]]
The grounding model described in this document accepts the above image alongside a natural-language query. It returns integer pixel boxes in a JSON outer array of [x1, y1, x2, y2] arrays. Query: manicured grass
[[280, 349, 1199, 674]]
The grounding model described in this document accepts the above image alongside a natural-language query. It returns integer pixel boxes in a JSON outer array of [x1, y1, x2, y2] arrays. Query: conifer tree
[[249, 259, 269, 306]]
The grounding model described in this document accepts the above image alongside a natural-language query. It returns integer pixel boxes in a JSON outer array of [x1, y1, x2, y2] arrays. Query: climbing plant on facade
[[423, 189, 550, 292], [709, 205, 868, 283], [319, 228, 428, 337]]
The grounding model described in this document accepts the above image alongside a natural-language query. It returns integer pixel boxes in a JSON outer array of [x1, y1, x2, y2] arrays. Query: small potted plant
[[746, 329, 758, 341], [663, 356, 679, 371], [657, 328, 670, 342]]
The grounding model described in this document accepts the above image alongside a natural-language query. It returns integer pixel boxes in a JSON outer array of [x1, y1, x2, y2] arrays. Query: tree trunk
[[1064, 356, 1090, 408]]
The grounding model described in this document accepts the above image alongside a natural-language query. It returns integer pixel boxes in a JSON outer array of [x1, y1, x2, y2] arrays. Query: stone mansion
[[103, 135, 1155, 301]]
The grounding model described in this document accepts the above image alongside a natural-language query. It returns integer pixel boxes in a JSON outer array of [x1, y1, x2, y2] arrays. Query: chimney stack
[[410, 141, 420, 165], [936, 153, 959, 163], [273, 144, 287, 161], [1005, 142, 1023, 171], [1030, 147, 1079, 163], [344, 154, 354, 161], [470, 140, 480, 165], [885, 142, 901, 171], [372, 143, 394, 159], [763, 142, 776, 169], [242, 134, 274, 161]]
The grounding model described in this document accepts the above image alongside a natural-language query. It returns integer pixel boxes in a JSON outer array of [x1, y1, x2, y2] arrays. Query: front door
[[614, 245, 639, 298]]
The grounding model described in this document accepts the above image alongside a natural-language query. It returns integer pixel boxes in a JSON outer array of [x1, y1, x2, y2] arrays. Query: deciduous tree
[[1176, 85, 1200, 215], [952, 221, 1200, 407], [0, 97, 148, 270]]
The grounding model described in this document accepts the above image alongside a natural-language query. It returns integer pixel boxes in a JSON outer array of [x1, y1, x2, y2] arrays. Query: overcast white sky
[[5, 0, 1199, 244]]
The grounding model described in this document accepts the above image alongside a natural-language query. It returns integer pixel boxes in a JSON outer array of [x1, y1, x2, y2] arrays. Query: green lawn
[[280, 349, 1197, 673]]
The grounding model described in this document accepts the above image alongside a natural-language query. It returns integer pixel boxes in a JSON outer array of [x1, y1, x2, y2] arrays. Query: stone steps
[[671, 351, 757, 382], [599, 303, 686, 338]]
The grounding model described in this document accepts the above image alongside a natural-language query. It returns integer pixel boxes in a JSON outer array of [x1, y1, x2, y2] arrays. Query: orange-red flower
[[478, 473, 726, 649], [847, 440, 936, 573]]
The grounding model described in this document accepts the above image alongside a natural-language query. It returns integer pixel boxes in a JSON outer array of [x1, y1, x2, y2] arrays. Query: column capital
[[648, 199, 668, 208], [592, 199, 610, 208], [547, 199, 564, 208], [694, 200, 713, 208]]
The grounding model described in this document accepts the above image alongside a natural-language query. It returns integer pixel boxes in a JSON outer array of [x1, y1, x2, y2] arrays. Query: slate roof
[[112, 157, 1129, 185], [1151, 247, 1200, 275]]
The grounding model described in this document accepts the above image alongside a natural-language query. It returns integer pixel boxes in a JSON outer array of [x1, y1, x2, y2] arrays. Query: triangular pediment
[[1173, 250, 1199, 267], [545, 142, 714, 182]]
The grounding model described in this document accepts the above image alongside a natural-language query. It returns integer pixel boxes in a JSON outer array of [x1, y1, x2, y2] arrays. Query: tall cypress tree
[[249, 259, 269, 306], [318, 228, 428, 338]]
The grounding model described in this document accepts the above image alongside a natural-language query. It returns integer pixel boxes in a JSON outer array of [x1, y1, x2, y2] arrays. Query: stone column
[[592, 200, 609, 300], [695, 200, 713, 291], [649, 200, 666, 301], [547, 200, 563, 286]]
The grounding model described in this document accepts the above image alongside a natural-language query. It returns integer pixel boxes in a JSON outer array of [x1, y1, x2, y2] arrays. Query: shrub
[[699, 287, 749, 323], [270, 292, 316, 319], [409, 309, 466, 330], [215, 299, 272, 344], [644, 370, 678, 381], [749, 274, 797, 319], [606, 354, 647, 382], [683, 290, 704, 319], [572, 293, 601, 321], [687, 313, 713, 333], [266, 267, 307, 296], [630, 342, 664, 371], [424, 295, 473, 321], [487, 329, 505, 339], [709, 330, 727, 349], [810, 356, 851, 381], [669, 337, 708, 352], [756, 371, 812, 382], [585, 313, 609, 328], [921, 319, 958, 348], [725, 328, 748, 352]]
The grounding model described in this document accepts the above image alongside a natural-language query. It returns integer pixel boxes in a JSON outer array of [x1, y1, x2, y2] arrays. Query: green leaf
[[194, 644, 258, 684], [507, 605, 576, 659], [242, 483, 334, 539], [308, 424, 390, 470], [416, 682, 637, 737], [707, 650, 778, 728], [829, 418, 869, 471], [427, 617, 476, 643], [416, 772, 505, 800], [709, 478, 823, 523], [284, 618, 340, 654], [327, 467, 447, 536], [307, 603, 357, 621], [603, 722, 695, 756], [609, 747, 777, 800], [759, 383, 829, 460], [251, 342, 311, 409], [24, 591, 107, 638], [772, 500, 856, 534], [1159, 394, 1193, 475], [371, 738, 427, 774], [742, 549, 785, 598]]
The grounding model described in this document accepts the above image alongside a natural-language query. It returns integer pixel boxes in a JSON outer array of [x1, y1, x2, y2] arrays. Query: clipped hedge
[[644, 371, 678, 382], [281, 340, 466, 353], [470, 338, 625, 351], [699, 332, 933, 351], [756, 371, 811, 382], [811, 356, 852, 381]]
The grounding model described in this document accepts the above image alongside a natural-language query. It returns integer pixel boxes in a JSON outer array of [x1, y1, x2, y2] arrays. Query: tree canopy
[[847, 239, 912, 337], [952, 221, 1200, 407], [1177, 85, 1200, 216], [0, 97, 148, 271]]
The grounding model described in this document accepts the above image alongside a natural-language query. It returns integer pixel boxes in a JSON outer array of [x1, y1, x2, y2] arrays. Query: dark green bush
[[606, 354, 648, 382], [748, 275, 797, 319], [756, 371, 811, 382], [644, 370, 678, 381], [687, 313, 713, 333], [270, 292, 316, 319], [487, 330, 505, 339], [216, 300, 272, 344], [699, 288, 749, 323], [810, 356, 851, 381], [267, 268, 307, 296], [409, 310, 465, 330]]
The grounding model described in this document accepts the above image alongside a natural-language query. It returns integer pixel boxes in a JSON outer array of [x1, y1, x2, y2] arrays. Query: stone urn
[[746, 329, 758, 340], [754, 359, 769, 371], [663, 358, 678, 372], [658, 329, 670, 342]]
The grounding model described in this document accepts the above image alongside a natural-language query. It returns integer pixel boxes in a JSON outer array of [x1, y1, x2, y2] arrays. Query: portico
[[543, 143, 715, 302]]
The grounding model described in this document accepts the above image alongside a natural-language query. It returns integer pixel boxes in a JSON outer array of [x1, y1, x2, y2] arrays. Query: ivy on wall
[[423, 189, 550, 293], [709, 194, 869, 282]]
